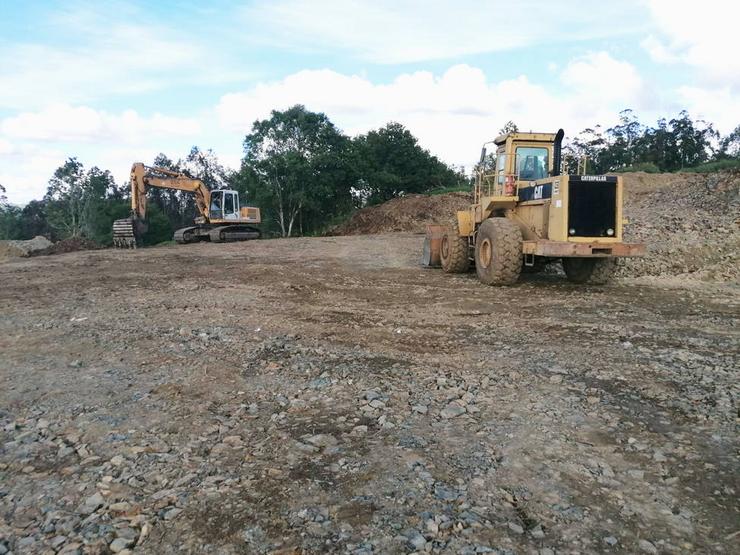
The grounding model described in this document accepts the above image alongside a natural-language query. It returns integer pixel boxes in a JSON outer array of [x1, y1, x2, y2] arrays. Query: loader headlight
[[606, 228, 614, 236], [569, 228, 576, 235]]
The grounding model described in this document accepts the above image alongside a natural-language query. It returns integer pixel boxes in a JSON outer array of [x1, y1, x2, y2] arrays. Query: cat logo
[[533, 185, 544, 199]]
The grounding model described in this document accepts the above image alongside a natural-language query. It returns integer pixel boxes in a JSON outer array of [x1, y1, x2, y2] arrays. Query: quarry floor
[[0, 234, 738, 555]]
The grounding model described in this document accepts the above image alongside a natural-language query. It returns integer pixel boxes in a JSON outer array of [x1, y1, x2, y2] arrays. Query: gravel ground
[[0, 235, 738, 555]]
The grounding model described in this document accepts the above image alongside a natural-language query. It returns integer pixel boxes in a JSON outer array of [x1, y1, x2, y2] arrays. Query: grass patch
[[425, 185, 470, 196], [682, 159, 740, 173]]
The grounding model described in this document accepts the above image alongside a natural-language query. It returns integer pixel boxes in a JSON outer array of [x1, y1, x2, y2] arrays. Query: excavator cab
[[209, 190, 242, 221]]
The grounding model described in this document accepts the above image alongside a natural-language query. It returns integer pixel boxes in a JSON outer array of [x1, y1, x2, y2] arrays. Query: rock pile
[[0, 236, 53, 261]]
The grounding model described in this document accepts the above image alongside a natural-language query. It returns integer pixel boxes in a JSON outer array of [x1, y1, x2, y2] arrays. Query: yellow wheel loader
[[112, 163, 261, 248], [426, 129, 645, 285]]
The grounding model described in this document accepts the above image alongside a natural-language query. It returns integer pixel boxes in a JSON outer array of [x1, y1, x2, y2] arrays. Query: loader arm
[[129, 162, 211, 222]]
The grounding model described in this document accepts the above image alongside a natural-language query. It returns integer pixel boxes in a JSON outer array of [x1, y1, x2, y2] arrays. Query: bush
[[683, 159, 740, 173], [142, 204, 174, 246], [616, 163, 660, 174]]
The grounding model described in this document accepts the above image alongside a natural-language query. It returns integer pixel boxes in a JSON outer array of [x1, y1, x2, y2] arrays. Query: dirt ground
[[1, 235, 738, 555]]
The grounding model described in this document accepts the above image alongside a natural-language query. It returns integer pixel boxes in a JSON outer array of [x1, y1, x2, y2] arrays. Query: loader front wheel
[[440, 221, 470, 273], [474, 218, 522, 285], [562, 257, 617, 285]]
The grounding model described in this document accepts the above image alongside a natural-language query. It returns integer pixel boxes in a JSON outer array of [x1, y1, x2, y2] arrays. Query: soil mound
[[328, 192, 472, 235], [34, 237, 101, 256]]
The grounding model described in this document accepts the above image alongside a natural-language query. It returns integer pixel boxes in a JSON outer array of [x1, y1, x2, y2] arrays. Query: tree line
[[1, 105, 738, 245], [563, 109, 740, 174]]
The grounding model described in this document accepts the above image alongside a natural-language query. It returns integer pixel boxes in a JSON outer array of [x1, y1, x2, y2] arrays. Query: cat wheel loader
[[425, 129, 645, 285], [112, 163, 261, 248]]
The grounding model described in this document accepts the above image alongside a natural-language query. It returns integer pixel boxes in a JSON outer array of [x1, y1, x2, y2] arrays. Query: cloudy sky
[[1, 0, 738, 204]]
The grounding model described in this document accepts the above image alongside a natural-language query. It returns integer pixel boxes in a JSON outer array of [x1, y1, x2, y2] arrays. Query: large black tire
[[440, 220, 470, 273], [562, 258, 617, 285], [474, 218, 523, 285]]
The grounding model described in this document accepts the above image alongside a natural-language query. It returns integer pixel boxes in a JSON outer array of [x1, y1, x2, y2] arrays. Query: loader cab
[[493, 132, 557, 183], [209, 190, 240, 221]]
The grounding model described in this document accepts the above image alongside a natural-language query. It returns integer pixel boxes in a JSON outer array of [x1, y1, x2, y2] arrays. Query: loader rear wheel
[[562, 257, 617, 285], [440, 220, 470, 273], [474, 218, 522, 286]]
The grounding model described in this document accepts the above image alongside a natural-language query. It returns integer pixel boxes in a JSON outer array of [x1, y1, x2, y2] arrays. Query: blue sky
[[1, 0, 738, 203]]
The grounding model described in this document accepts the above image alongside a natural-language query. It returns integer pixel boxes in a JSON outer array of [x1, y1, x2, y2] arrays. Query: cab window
[[496, 152, 506, 184], [516, 147, 548, 180], [224, 192, 235, 215]]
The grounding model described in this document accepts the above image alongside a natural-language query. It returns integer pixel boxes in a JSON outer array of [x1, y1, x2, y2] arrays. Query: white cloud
[[644, 0, 740, 87], [245, 0, 645, 64], [216, 54, 648, 169], [0, 4, 250, 110], [677, 86, 740, 134], [0, 143, 66, 203], [1, 104, 201, 144], [0, 104, 203, 204]]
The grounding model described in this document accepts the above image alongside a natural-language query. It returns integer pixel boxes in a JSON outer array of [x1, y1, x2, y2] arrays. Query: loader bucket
[[421, 224, 445, 267]]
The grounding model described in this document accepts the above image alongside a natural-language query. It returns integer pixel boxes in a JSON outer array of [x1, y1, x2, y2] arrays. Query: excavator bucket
[[112, 217, 137, 248], [421, 224, 445, 267]]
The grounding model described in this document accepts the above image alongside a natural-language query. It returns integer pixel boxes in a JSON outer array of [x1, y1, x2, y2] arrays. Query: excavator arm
[[113, 163, 212, 248], [130, 163, 211, 222]]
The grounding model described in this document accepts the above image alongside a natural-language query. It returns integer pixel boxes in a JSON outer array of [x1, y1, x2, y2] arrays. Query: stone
[[638, 539, 658, 554], [530, 525, 545, 539], [412, 404, 428, 415], [604, 536, 618, 546], [440, 404, 466, 419], [305, 434, 338, 448], [363, 390, 381, 402], [109, 537, 134, 553], [404, 530, 426, 550], [163, 507, 183, 520], [508, 522, 524, 534], [81, 492, 104, 514]]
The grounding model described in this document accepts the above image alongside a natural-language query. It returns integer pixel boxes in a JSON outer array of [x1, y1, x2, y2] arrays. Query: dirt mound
[[34, 237, 101, 256], [618, 170, 739, 281], [0, 236, 53, 261], [327, 192, 472, 235]]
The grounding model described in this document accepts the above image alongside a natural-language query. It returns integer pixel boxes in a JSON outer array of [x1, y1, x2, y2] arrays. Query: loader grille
[[567, 177, 617, 237]]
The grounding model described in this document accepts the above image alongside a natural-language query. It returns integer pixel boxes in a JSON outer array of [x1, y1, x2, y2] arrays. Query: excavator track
[[112, 218, 137, 249], [174, 226, 200, 244], [208, 225, 261, 243]]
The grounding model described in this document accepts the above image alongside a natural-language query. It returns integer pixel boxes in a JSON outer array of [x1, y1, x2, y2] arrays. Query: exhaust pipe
[[552, 128, 564, 176]]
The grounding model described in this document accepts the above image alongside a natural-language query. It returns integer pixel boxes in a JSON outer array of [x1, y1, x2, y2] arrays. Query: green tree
[[719, 125, 740, 158], [499, 121, 519, 135], [44, 158, 89, 238], [241, 105, 355, 237], [43, 158, 125, 243], [0, 184, 24, 240], [352, 122, 464, 204]]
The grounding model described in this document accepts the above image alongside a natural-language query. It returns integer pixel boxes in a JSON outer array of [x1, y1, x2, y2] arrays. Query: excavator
[[112, 163, 261, 248]]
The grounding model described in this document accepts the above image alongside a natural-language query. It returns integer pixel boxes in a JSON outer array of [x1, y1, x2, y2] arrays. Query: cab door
[[223, 191, 239, 220]]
